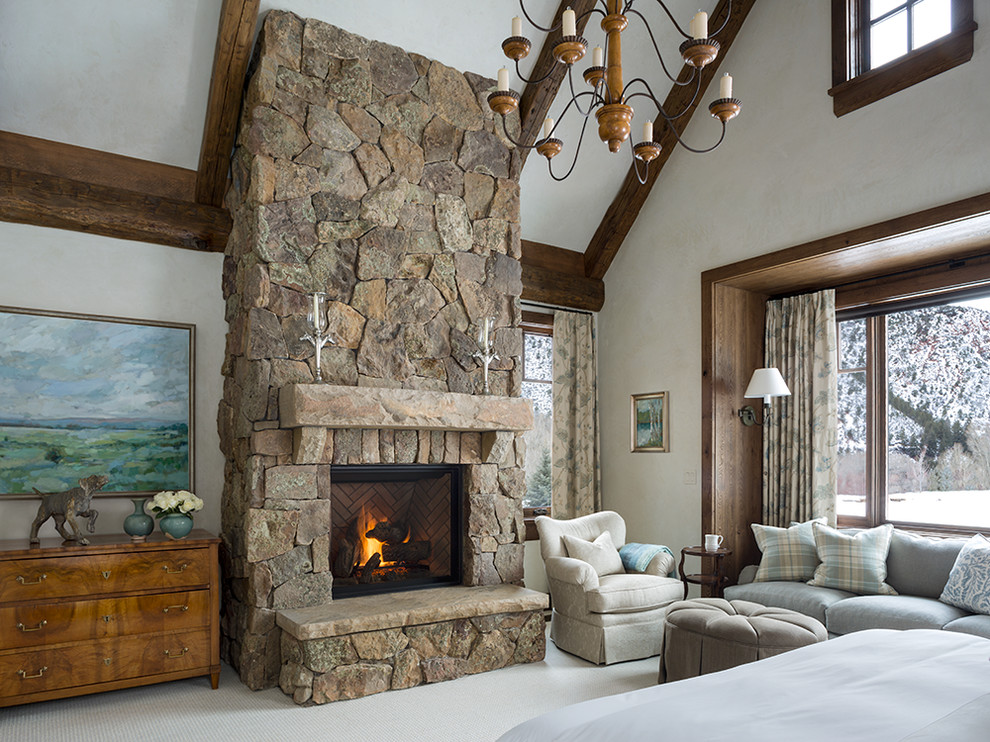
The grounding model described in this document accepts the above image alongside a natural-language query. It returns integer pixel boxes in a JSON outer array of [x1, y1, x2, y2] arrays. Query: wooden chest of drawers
[[0, 530, 220, 707]]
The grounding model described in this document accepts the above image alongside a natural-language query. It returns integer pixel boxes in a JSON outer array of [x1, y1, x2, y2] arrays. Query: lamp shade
[[743, 367, 791, 404]]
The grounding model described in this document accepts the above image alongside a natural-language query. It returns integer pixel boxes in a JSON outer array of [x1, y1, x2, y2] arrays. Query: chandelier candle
[[720, 73, 733, 99]]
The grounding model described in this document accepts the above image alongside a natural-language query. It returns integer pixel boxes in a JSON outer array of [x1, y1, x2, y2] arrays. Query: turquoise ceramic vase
[[123, 498, 154, 542], [160, 513, 194, 540]]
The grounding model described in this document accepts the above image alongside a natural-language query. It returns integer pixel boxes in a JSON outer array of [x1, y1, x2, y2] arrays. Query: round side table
[[678, 545, 732, 599]]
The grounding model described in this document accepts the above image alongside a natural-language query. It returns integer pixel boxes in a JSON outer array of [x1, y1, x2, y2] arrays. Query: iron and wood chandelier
[[488, 1, 740, 183]]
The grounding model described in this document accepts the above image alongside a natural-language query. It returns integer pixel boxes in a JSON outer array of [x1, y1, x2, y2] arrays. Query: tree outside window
[[836, 294, 990, 531]]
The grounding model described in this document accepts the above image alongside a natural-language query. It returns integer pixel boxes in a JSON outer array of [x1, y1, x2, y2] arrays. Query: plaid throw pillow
[[808, 522, 897, 595], [939, 533, 990, 615], [752, 519, 824, 582]]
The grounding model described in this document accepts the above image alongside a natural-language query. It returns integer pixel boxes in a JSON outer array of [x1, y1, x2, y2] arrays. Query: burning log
[[365, 519, 409, 544], [332, 517, 360, 578], [381, 540, 430, 564], [358, 552, 381, 583]]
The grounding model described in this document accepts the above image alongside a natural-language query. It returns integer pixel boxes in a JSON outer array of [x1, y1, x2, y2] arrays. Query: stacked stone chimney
[[218, 11, 528, 689]]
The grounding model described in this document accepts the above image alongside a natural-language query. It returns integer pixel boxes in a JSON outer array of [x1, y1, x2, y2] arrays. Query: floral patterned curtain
[[763, 289, 838, 527], [551, 310, 601, 518]]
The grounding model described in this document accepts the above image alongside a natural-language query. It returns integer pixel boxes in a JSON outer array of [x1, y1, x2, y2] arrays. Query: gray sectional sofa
[[724, 529, 990, 639]]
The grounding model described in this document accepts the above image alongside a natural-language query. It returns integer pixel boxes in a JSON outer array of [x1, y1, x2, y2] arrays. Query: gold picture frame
[[631, 391, 669, 452]]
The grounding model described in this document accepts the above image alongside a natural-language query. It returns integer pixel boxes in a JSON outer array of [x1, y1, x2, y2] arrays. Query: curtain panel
[[551, 311, 601, 518], [764, 289, 838, 527]]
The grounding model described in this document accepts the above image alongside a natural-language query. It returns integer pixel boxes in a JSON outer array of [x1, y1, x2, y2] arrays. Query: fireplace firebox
[[329, 465, 463, 598]]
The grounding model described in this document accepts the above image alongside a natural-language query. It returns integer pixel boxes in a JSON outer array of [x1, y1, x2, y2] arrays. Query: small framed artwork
[[0, 306, 195, 499], [631, 391, 669, 452]]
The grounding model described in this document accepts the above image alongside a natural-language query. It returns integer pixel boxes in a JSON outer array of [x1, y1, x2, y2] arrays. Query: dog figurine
[[29, 474, 108, 545]]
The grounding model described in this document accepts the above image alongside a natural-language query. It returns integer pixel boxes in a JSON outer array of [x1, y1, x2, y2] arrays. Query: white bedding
[[497, 630, 990, 742]]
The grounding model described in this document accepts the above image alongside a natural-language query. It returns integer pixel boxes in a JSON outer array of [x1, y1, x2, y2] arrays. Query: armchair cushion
[[562, 531, 624, 577], [587, 573, 683, 614]]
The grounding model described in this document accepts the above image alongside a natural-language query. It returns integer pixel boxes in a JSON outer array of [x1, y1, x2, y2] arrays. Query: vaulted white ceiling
[[0, 0, 722, 252]]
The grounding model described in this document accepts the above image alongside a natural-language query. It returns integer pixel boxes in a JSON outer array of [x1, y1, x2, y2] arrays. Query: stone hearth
[[218, 9, 538, 696]]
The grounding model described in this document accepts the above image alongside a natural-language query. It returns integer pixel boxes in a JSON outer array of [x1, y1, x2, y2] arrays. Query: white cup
[[704, 534, 723, 551]]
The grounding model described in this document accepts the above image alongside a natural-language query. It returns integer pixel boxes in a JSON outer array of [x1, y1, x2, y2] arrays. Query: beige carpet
[[3, 631, 658, 742]]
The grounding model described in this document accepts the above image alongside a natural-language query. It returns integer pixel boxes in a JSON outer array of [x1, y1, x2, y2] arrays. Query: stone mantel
[[279, 384, 533, 432]]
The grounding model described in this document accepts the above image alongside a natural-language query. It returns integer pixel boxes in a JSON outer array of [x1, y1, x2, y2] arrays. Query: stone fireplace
[[217, 10, 546, 701]]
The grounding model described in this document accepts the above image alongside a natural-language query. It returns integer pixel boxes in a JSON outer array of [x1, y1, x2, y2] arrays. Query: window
[[829, 0, 975, 117], [836, 292, 990, 532], [520, 311, 553, 537]]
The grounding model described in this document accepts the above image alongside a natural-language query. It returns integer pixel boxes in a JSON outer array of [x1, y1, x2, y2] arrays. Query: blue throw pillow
[[939, 533, 990, 615]]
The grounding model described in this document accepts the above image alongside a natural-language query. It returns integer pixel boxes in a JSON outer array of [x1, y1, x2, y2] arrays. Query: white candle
[[691, 10, 708, 39], [512, 16, 522, 37], [543, 117, 554, 139], [562, 8, 576, 37], [498, 67, 509, 91], [720, 73, 733, 99], [593, 46, 604, 67], [642, 120, 653, 143]]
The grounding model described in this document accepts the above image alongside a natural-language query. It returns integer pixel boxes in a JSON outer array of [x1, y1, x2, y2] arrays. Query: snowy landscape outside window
[[521, 328, 552, 513], [836, 293, 990, 530]]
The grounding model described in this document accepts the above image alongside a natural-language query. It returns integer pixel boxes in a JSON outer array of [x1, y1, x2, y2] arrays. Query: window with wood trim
[[836, 289, 990, 533], [829, 0, 976, 117], [520, 311, 553, 538]]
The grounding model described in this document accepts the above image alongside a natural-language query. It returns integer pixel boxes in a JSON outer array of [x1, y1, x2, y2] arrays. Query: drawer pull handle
[[17, 667, 47, 679], [102, 615, 114, 623], [162, 604, 189, 614], [164, 647, 189, 659], [162, 564, 189, 574], [104, 658, 112, 666], [15, 574, 47, 585], [16, 620, 47, 632], [101, 571, 111, 580]]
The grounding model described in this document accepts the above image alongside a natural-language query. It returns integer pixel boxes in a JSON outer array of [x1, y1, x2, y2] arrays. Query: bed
[[497, 630, 990, 742]]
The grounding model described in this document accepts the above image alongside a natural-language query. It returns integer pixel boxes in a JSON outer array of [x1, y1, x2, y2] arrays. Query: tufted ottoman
[[658, 598, 827, 682]]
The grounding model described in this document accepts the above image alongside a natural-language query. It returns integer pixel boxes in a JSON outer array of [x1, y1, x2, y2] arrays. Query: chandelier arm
[[566, 66, 598, 118], [514, 57, 560, 85], [627, 136, 651, 185], [622, 80, 696, 124], [495, 89, 597, 150], [710, 0, 733, 39], [623, 9, 690, 84], [547, 113, 593, 182], [666, 118, 728, 154], [650, 0, 694, 39], [518, 0, 561, 33]]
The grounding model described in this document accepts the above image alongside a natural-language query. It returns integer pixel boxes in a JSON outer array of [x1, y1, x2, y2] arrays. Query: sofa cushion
[[808, 522, 896, 595], [751, 519, 823, 582], [943, 614, 990, 640], [886, 530, 965, 599], [939, 533, 990, 615], [723, 581, 853, 625], [587, 573, 683, 614], [826, 595, 969, 635], [562, 531, 624, 577]]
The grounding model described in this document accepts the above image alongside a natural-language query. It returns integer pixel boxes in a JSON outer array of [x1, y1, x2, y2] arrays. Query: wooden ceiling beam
[[0, 166, 230, 252], [583, 0, 757, 280], [195, 0, 260, 207], [0, 130, 196, 202], [516, 0, 599, 167], [522, 239, 605, 311]]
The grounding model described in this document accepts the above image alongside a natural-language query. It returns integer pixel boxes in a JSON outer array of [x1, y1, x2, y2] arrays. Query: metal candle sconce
[[473, 316, 500, 394], [301, 292, 336, 382]]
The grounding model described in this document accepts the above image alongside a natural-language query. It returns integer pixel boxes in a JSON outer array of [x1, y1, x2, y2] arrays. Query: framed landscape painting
[[0, 306, 194, 498], [631, 391, 669, 452]]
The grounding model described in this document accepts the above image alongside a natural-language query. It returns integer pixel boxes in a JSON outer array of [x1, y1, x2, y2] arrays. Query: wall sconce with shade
[[738, 368, 791, 426]]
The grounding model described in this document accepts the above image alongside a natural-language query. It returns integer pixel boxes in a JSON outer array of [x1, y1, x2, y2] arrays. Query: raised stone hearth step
[[277, 584, 547, 639], [279, 383, 534, 432], [277, 585, 549, 704]]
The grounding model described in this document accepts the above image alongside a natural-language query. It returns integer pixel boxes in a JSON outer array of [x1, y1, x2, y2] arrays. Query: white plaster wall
[[0, 223, 226, 542], [598, 1, 990, 562]]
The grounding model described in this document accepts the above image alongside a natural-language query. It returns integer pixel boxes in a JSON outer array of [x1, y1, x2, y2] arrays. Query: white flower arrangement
[[150, 490, 204, 518]]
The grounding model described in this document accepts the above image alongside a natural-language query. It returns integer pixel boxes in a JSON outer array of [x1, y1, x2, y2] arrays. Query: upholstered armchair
[[536, 510, 683, 664]]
